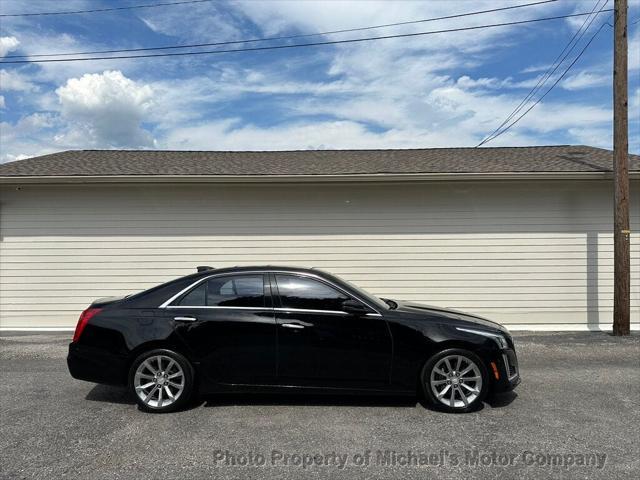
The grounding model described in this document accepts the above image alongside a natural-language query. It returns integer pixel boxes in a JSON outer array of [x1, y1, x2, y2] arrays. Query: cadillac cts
[[67, 266, 520, 413]]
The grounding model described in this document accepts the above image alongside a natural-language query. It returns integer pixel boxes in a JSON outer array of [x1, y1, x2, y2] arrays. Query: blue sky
[[0, 0, 638, 163]]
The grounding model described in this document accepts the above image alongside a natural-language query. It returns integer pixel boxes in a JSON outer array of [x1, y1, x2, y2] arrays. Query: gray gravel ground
[[1, 331, 639, 480]]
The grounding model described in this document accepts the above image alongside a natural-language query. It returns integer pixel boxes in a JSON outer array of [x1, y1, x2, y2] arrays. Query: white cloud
[[0, 113, 60, 162], [139, 1, 242, 42], [567, 126, 612, 149], [0, 69, 38, 92], [0, 95, 5, 109], [160, 115, 541, 152], [4, 153, 30, 162], [0, 36, 19, 57], [562, 71, 610, 90], [520, 63, 552, 74], [630, 28, 640, 71], [55, 70, 155, 148], [456, 76, 513, 90], [631, 87, 640, 110]]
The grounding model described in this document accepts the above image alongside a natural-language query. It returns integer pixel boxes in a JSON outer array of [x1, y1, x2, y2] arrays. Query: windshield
[[320, 271, 391, 310]]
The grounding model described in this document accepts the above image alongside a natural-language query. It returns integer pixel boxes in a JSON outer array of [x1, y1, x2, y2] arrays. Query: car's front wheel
[[128, 349, 194, 413], [421, 348, 489, 413]]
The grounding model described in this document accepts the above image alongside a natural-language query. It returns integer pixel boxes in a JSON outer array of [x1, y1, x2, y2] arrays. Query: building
[[0, 146, 638, 331]]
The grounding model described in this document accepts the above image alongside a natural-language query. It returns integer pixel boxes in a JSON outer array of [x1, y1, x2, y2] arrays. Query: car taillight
[[73, 307, 102, 342]]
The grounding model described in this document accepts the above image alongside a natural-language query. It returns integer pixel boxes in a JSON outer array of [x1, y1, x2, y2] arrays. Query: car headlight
[[456, 327, 508, 349]]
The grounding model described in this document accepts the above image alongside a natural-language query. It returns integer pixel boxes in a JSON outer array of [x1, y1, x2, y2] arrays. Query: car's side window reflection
[[208, 275, 265, 308], [175, 275, 265, 308], [176, 282, 206, 306], [275, 275, 349, 311]]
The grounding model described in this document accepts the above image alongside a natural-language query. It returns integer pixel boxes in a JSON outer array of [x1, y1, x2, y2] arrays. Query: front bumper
[[67, 342, 128, 386], [490, 348, 520, 392]]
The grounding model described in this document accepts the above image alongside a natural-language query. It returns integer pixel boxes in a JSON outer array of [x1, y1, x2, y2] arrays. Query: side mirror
[[342, 299, 370, 315]]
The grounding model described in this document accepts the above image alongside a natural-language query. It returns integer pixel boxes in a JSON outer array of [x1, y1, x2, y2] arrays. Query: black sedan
[[68, 265, 519, 413]]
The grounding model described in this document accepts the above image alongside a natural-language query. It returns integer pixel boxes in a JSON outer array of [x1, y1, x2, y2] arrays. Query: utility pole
[[612, 0, 630, 335]]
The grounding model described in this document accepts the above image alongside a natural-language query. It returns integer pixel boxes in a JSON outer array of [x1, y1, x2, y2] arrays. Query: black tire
[[420, 348, 489, 413], [128, 348, 195, 413]]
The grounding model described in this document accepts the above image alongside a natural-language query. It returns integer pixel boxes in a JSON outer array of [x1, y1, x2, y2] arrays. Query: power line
[[5, 0, 559, 59], [476, 21, 609, 146], [476, 0, 609, 147], [0, 10, 612, 64], [0, 0, 214, 17], [477, 0, 606, 146]]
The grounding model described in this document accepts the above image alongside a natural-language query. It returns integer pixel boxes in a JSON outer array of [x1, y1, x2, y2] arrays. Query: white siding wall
[[1, 180, 638, 329]]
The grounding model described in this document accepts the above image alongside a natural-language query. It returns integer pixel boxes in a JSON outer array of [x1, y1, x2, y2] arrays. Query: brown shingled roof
[[0, 145, 638, 178]]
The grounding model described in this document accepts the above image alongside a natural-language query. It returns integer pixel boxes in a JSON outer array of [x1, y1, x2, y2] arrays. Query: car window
[[174, 274, 265, 308], [176, 282, 206, 306], [207, 275, 265, 308], [275, 275, 350, 311]]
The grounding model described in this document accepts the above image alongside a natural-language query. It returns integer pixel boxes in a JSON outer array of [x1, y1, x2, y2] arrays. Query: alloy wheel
[[429, 354, 483, 409], [134, 354, 185, 409]]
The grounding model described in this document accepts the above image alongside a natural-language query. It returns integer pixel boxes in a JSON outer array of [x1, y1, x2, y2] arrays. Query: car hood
[[393, 300, 508, 333]]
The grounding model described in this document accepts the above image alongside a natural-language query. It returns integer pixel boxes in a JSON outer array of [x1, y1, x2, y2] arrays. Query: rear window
[[176, 283, 206, 306], [175, 274, 265, 308]]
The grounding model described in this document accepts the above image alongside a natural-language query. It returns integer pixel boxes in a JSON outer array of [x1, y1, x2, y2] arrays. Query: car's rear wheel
[[421, 348, 488, 413], [129, 349, 194, 413]]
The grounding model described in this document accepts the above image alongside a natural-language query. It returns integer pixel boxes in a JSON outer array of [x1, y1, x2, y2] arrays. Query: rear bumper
[[490, 348, 520, 392], [67, 342, 128, 386]]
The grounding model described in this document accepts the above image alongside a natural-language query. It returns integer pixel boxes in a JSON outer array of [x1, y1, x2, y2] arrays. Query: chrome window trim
[[166, 305, 271, 311], [159, 270, 382, 315], [168, 306, 377, 316], [275, 307, 348, 316]]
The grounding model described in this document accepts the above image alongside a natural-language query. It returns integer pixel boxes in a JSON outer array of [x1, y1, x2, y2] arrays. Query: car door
[[271, 273, 392, 389], [167, 273, 277, 385]]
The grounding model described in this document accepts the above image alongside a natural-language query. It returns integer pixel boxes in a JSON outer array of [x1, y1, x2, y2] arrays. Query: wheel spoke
[[460, 364, 474, 376], [168, 371, 183, 380], [444, 358, 453, 373], [460, 383, 479, 394], [167, 380, 183, 389], [164, 386, 175, 400], [449, 387, 455, 407], [434, 367, 448, 377], [166, 359, 176, 373], [432, 379, 448, 386], [157, 385, 163, 407], [461, 375, 481, 381], [136, 381, 155, 390], [144, 385, 159, 403], [436, 384, 451, 399], [143, 360, 157, 375], [457, 386, 469, 407], [138, 373, 154, 380], [456, 356, 462, 372], [157, 356, 163, 372]]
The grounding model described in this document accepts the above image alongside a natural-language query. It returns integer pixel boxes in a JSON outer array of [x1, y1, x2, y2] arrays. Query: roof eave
[[1, 171, 638, 185]]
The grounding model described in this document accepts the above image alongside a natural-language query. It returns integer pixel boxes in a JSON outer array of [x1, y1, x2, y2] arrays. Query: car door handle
[[281, 323, 306, 329], [174, 316, 197, 322]]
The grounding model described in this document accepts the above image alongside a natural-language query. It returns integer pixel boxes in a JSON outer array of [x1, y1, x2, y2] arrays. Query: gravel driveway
[[1, 331, 638, 479]]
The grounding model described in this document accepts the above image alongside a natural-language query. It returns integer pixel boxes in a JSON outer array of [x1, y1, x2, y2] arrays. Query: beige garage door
[[0, 180, 638, 329]]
